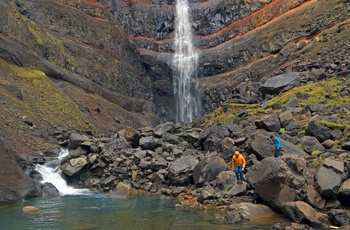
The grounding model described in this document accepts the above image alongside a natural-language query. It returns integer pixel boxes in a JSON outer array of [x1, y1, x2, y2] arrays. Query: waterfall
[[172, 0, 201, 123], [35, 149, 90, 195]]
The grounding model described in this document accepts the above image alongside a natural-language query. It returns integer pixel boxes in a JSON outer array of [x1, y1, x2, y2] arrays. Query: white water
[[172, 0, 201, 123], [35, 149, 90, 196]]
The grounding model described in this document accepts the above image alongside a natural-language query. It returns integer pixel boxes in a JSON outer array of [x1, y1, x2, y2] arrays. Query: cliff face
[[110, 0, 350, 111], [0, 0, 348, 152], [0, 0, 164, 139]]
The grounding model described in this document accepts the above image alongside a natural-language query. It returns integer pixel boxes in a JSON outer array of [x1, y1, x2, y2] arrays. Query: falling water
[[35, 149, 90, 195], [172, 0, 201, 123]]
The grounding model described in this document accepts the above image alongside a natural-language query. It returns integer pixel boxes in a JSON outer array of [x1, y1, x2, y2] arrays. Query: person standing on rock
[[231, 151, 246, 184], [270, 134, 282, 157]]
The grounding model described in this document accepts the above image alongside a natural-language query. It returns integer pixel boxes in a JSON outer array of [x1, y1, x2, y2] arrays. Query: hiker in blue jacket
[[270, 135, 282, 157]]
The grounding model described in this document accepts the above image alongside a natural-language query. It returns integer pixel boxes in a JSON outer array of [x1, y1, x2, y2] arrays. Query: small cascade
[[172, 0, 201, 123], [35, 149, 90, 196]]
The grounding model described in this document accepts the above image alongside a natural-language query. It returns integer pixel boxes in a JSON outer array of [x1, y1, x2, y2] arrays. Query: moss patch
[[1, 60, 94, 131], [204, 78, 350, 126]]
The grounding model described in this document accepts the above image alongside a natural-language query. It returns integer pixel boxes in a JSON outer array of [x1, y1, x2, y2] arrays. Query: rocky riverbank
[[20, 75, 350, 229]]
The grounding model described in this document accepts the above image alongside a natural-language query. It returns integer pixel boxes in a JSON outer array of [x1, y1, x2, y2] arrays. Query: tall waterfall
[[172, 0, 201, 123], [35, 149, 90, 195]]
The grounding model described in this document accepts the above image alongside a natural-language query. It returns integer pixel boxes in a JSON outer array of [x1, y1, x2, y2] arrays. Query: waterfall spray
[[172, 0, 201, 124]]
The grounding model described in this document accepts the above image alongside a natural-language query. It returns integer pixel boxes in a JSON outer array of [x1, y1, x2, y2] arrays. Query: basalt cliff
[[0, 0, 350, 218]]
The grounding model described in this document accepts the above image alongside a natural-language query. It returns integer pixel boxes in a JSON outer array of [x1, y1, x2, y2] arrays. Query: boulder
[[68, 133, 90, 150], [236, 203, 276, 221], [337, 179, 350, 206], [202, 133, 223, 152], [193, 156, 227, 187], [109, 182, 138, 198], [306, 120, 331, 143], [22, 206, 41, 213], [124, 126, 141, 147], [245, 156, 306, 212], [60, 156, 89, 177], [219, 137, 236, 161], [328, 209, 350, 226], [41, 182, 60, 197], [279, 111, 295, 127], [247, 131, 307, 160], [255, 114, 281, 132], [226, 182, 247, 196], [299, 136, 325, 154], [0, 140, 40, 204], [282, 201, 325, 228], [216, 171, 236, 191], [261, 72, 300, 95], [168, 156, 198, 185], [139, 136, 162, 150], [305, 185, 325, 210], [315, 165, 342, 197], [154, 122, 175, 137]]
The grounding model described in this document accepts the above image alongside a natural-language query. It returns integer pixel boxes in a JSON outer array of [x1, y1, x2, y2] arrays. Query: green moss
[[311, 150, 321, 156], [319, 120, 347, 130], [203, 78, 350, 127], [27, 21, 44, 46], [5, 62, 94, 131], [279, 128, 286, 134]]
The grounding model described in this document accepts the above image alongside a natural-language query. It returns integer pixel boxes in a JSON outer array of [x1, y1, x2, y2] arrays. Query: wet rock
[[61, 156, 89, 177], [235, 203, 275, 221], [109, 182, 138, 198], [22, 206, 41, 213], [41, 182, 60, 197], [282, 201, 325, 228], [328, 209, 350, 226]]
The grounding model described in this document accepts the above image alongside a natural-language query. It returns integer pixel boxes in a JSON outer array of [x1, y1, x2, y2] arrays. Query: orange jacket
[[231, 154, 246, 169]]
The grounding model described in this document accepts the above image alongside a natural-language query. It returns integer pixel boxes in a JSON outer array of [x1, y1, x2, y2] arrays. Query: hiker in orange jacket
[[231, 151, 246, 184]]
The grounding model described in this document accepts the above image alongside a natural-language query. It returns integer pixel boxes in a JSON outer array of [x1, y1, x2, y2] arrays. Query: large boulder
[[328, 209, 350, 227], [236, 203, 276, 221], [60, 156, 89, 177], [153, 122, 175, 137], [68, 133, 90, 150], [306, 120, 331, 143], [282, 201, 326, 228], [109, 182, 138, 198], [255, 114, 281, 132], [315, 164, 342, 197], [139, 136, 162, 150], [337, 179, 350, 205], [260, 72, 301, 95], [245, 156, 307, 212], [247, 131, 308, 160], [193, 156, 227, 187], [299, 136, 325, 154], [168, 156, 198, 186], [0, 139, 40, 204]]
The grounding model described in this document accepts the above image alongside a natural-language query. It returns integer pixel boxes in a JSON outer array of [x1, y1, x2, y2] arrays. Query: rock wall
[[108, 0, 350, 112]]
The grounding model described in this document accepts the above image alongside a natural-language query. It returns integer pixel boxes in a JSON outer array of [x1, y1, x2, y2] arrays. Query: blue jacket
[[274, 137, 282, 149]]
